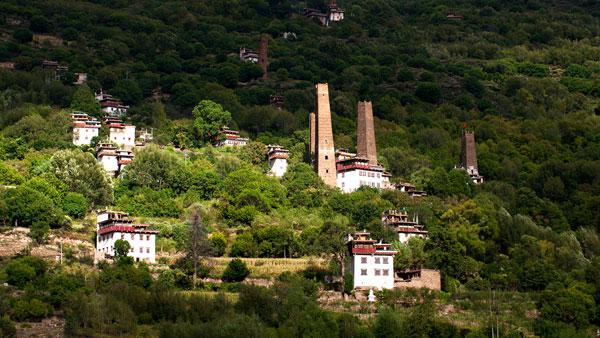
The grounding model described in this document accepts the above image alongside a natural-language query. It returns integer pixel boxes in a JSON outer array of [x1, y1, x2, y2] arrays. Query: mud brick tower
[[314, 83, 337, 187], [460, 129, 484, 184], [258, 35, 269, 80], [356, 101, 377, 165]]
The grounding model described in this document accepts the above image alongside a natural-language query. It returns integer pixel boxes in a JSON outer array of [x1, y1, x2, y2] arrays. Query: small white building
[[96, 90, 129, 117], [96, 210, 158, 263], [393, 182, 427, 198], [215, 127, 248, 147], [348, 231, 397, 290], [267, 145, 289, 178], [239, 47, 259, 63], [382, 210, 428, 243], [96, 143, 119, 176], [72, 113, 100, 146], [336, 156, 390, 193], [73, 73, 87, 85], [108, 123, 136, 150], [116, 149, 134, 173]]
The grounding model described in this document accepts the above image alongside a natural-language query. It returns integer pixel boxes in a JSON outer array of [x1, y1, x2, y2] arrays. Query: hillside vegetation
[[1, 0, 600, 337]]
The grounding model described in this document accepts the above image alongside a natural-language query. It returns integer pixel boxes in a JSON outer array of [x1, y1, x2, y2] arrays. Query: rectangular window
[[361, 257, 367, 264], [374, 257, 380, 264], [361, 269, 367, 276], [131, 234, 134, 240], [383, 257, 389, 264], [121, 234, 124, 239], [146, 247, 150, 253], [375, 269, 381, 276], [139, 247, 143, 253], [146, 235, 150, 241], [383, 269, 389, 276]]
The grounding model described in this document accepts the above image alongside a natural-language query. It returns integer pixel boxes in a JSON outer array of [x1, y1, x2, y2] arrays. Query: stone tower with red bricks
[[460, 128, 484, 184], [314, 83, 337, 187], [258, 35, 268, 80], [356, 101, 377, 165]]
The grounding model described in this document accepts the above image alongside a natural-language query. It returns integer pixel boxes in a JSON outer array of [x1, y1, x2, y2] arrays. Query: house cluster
[[310, 83, 485, 193], [70, 90, 153, 177], [304, 0, 345, 26], [347, 225, 439, 292], [95, 210, 158, 264], [309, 83, 394, 193]]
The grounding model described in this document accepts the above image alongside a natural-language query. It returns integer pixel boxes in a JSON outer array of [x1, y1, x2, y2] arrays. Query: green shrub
[[12, 299, 53, 321], [0, 315, 16, 337], [61, 192, 89, 218], [343, 273, 354, 295], [222, 258, 250, 282]]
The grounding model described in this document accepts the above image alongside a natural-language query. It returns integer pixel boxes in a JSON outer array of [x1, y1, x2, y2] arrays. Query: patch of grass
[[206, 257, 327, 279]]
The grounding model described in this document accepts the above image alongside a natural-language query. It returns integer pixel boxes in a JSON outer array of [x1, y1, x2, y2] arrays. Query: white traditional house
[[239, 47, 259, 63], [96, 90, 129, 117], [215, 126, 248, 147], [71, 112, 100, 146], [348, 231, 397, 290], [267, 145, 289, 178], [96, 143, 119, 176], [108, 122, 136, 150], [336, 155, 390, 193], [382, 210, 428, 243], [96, 210, 158, 263]]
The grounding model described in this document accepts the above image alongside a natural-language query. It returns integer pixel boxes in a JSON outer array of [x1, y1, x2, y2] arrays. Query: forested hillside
[[1, 0, 600, 337]]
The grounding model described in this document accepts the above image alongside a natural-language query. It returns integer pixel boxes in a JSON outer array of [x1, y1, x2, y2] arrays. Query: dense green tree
[[70, 84, 101, 116], [49, 149, 112, 206], [192, 100, 231, 144]]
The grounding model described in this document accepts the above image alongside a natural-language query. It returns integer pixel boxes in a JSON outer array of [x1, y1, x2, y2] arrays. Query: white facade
[[96, 211, 158, 263], [351, 253, 395, 290], [96, 144, 119, 175], [109, 124, 136, 150], [268, 145, 289, 178], [96, 231, 157, 263], [337, 167, 388, 193], [270, 158, 288, 177], [348, 231, 397, 290], [72, 124, 99, 146]]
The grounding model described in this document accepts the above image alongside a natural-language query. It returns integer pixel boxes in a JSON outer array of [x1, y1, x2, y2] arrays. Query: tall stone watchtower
[[356, 101, 377, 165], [460, 129, 478, 171], [314, 83, 337, 187], [258, 35, 269, 80]]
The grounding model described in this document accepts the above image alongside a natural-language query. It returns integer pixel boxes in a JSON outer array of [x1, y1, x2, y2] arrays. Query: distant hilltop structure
[[382, 209, 428, 243], [215, 126, 249, 147], [239, 34, 269, 79], [312, 83, 337, 187], [304, 0, 344, 26], [267, 144, 289, 178], [459, 127, 484, 184], [95, 90, 129, 118], [71, 112, 100, 146]]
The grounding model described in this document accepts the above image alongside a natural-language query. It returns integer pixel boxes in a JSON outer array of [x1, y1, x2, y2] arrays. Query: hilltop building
[[270, 94, 284, 110], [304, 0, 344, 26], [215, 126, 248, 147], [108, 122, 136, 150], [313, 83, 337, 187], [348, 230, 397, 290], [393, 182, 427, 198], [96, 210, 158, 263], [382, 209, 428, 243], [71, 112, 100, 146], [96, 143, 119, 175], [96, 90, 129, 117], [268, 145, 289, 178], [334, 101, 392, 192], [460, 129, 484, 184], [74, 73, 87, 85], [239, 47, 259, 63], [138, 128, 154, 143]]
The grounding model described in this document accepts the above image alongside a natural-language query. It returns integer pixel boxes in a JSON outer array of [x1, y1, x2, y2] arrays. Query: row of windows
[[360, 257, 389, 264], [359, 171, 381, 178], [360, 269, 390, 276], [98, 233, 152, 241], [359, 181, 381, 188], [130, 247, 151, 254]]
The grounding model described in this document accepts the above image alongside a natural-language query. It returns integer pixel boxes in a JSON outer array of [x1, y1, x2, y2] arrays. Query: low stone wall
[[394, 269, 441, 290]]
